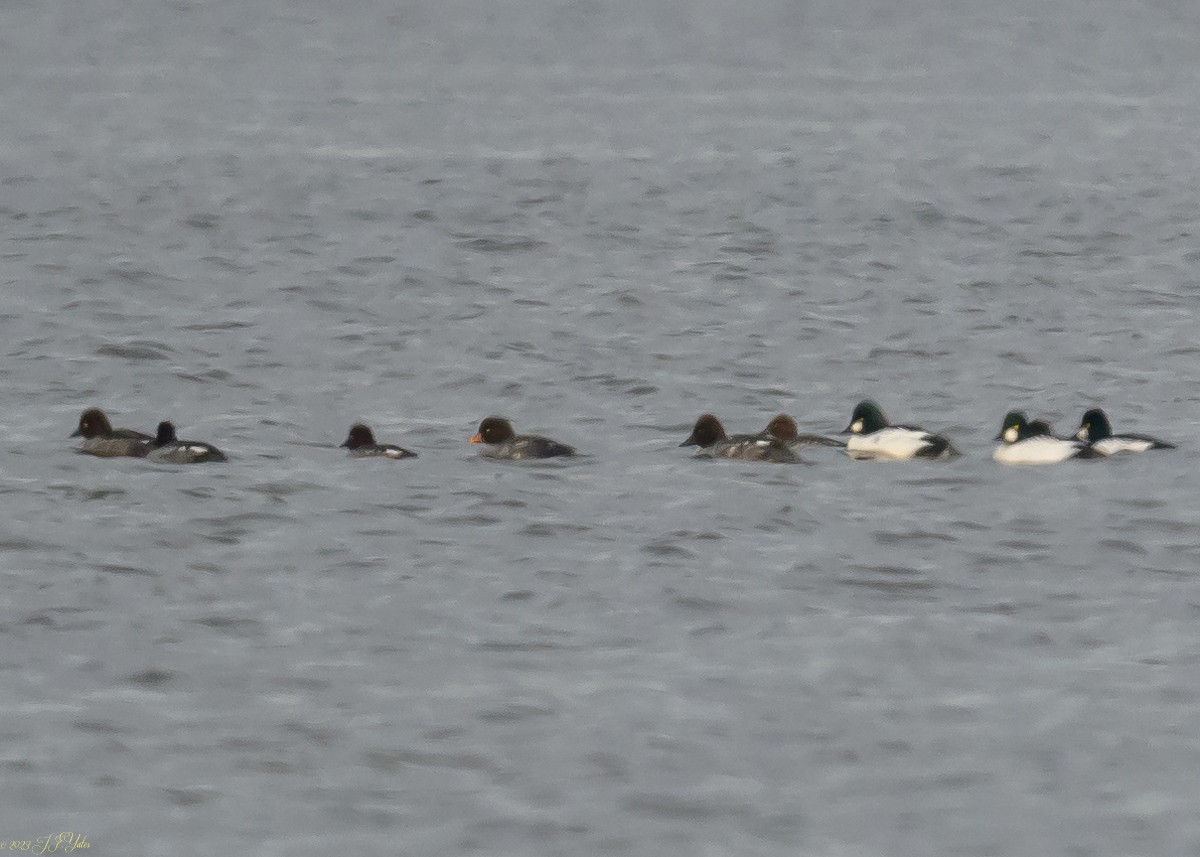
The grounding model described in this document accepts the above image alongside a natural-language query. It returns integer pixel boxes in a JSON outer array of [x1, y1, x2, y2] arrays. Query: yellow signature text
[[0, 834, 90, 853]]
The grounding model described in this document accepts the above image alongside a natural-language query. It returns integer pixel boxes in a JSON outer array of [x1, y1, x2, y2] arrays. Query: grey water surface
[[3, 0, 1200, 854]]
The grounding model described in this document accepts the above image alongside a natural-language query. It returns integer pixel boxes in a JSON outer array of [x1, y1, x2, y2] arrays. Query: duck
[[1075, 408, 1174, 455], [147, 421, 228, 464], [470, 416, 577, 460], [340, 423, 417, 459], [993, 411, 1094, 464], [679, 414, 799, 463], [841, 400, 959, 460], [70, 408, 152, 458], [759, 414, 845, 449]]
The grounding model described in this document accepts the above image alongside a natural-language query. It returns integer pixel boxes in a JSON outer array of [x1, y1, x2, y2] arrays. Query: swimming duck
[[340, 423, 417, 459], [470, 416, 577, 459], [841, 400, 959, 460], [147, 421, 228, 463], [1075, 408, 1174, 455], [70, 408, 152, 458], [759, 414, 845, 449]]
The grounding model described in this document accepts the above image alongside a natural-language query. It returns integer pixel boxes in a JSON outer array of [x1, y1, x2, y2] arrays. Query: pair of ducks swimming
[[341, 416, 576, 460], [70, 410, 573, 463], [681, 401, 1173, 464], [993, 408, 1173, 463], [71, 408, 227, 463]]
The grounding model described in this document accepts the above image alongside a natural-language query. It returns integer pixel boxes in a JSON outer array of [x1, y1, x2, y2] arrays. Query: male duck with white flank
[[841, 400, 959, 460], [1075, 408, 1174, 455]]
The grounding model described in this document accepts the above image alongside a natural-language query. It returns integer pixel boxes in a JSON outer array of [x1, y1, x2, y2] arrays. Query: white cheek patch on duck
[[1003, 426, 1019, 444], [1075, 425, 1089, 441], [850, 419, 864, 434]]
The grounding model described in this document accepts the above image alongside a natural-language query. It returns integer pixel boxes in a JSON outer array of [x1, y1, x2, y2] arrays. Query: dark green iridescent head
[[843, 400, 888, 435]]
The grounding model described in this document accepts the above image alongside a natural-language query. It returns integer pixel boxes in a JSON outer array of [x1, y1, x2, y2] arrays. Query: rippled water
[[4, 0, 1200, 854]]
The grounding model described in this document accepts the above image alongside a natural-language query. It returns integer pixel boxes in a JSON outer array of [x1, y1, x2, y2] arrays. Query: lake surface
[[3, 0, 1200, 854]]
